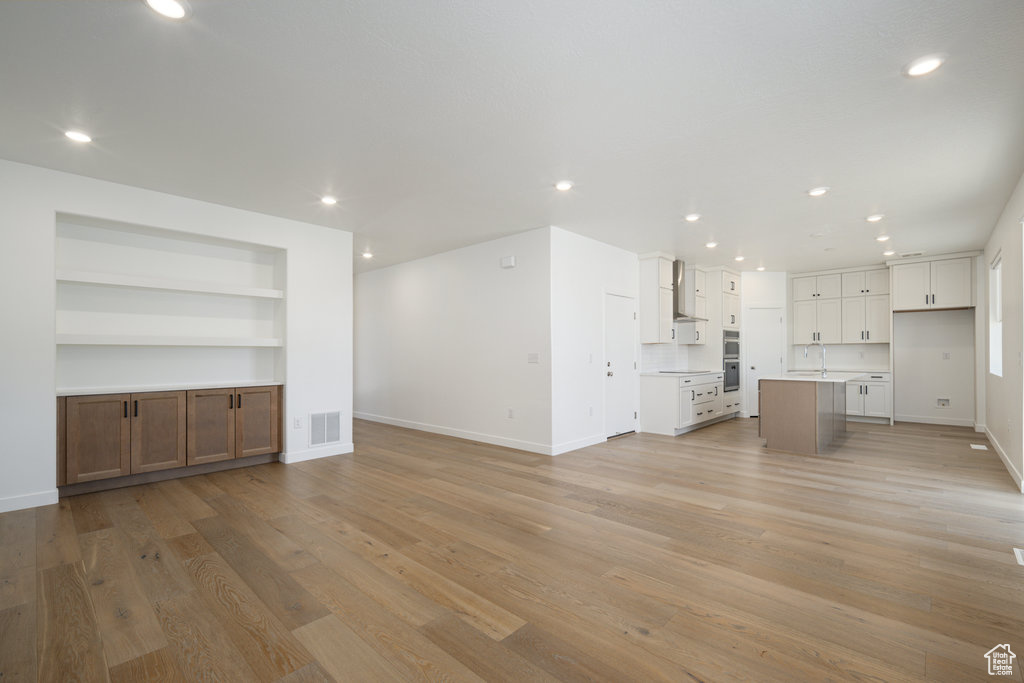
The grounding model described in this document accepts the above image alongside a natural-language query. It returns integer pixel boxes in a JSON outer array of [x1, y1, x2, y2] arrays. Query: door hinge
[[633, 312, 637, 320], [634, 361, 637, 370], [634, 411, 637, 419]]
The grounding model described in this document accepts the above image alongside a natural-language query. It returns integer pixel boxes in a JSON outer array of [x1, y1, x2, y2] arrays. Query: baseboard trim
[[281, 443, 354, 464], [893, 414, 975, 427], [0, 488, 59, 513], [551, 434, 606, 456], [354, 412, 554, 455], [974, 423, 986, 434], [984, 427, 1024, 493]]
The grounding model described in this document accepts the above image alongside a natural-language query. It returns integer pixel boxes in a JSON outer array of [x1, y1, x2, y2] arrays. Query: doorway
[[604, 293, 637, 437], [744, 307, 784, 417]]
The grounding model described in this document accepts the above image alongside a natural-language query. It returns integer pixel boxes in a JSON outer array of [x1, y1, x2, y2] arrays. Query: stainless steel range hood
[[672, 260, 708, 322]]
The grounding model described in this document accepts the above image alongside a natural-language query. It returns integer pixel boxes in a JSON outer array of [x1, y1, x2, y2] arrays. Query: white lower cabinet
[[640, 373, 732, 436], [846, 373, 890, 418]]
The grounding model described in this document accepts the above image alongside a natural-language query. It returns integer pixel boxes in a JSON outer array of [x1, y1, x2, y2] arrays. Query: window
[[989, 252, 1002, 377]]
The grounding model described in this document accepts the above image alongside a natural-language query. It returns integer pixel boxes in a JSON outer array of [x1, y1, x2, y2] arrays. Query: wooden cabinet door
[[841, 297, 865, 344], [187, 388, 236, 465], [57, 397, 67, 486], [236, 385, 280, 457], [931, 257, 972, 309], [66, 394, 130, 484], [865, 269, 889, 295], [130, 391, 186, 474], [892, 262, 931, 310]]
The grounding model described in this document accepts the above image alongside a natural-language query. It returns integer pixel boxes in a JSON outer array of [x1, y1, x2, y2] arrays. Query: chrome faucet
[[803, 341, 827, 377]]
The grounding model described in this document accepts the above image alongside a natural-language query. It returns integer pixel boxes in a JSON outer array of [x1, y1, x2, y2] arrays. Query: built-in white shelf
[[57, 380, 283, 397], [56, 334, 283, 347], [56, 269, 284, 299]]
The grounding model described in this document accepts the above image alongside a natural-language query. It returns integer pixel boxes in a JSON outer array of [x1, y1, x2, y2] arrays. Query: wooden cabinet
[[130, 391, 186, 474], [892, 257, 972, 311], [66, 394, 131, 484], [61, 384, 281, 487], [793, 298, 841, 344], [237, 385, 281, 457], [187, 388, 236, 465], [793, 274, 841, 301], [841, 294, 890, 343]]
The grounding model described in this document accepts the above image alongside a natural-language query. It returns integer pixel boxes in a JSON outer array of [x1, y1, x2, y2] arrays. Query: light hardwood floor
[[2, 417, 1023, 681]]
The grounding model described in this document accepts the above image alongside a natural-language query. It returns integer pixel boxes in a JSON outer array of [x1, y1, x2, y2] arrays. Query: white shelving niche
[[55, 214, 286, 395]]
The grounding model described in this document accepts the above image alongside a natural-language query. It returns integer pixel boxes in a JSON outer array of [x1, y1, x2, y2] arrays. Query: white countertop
[[640, 370, 722, 378], [759, 372, 866, 384], [57, 380, 283, 396]]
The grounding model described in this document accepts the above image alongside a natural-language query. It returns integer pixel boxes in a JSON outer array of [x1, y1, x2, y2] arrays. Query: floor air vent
[[310, 411, 341, 447]]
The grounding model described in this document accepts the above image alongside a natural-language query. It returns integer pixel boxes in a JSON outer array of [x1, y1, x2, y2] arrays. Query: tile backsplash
[[641, 342, 689, 372]]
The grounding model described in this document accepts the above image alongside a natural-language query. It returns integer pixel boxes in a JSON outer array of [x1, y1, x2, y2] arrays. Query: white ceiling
[[2, 1, 1023, 274]]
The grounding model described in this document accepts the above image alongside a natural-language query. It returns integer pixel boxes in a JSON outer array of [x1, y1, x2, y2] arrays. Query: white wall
[[0, 159, 353, 512], [550, 227, 638, 452], [893, 310, 976, 426], [354, 227, 553, 453], [984, 170, 1024, 491]]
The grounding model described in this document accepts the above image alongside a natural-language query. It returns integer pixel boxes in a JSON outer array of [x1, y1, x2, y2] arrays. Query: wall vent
[[899, 251, 924, 258], [309, 411, 341, 447]]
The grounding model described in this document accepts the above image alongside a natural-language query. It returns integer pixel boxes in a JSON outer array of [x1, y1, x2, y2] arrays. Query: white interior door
[[744, 307, 784, 417], [604, 293, 637, 437]]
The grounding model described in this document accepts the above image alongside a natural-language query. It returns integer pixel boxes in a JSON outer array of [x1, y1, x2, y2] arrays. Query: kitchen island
[[758, 372, 865, 455]]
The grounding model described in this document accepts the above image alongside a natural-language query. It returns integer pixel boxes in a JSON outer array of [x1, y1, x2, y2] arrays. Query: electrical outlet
[[937, 398, 950, 408], [942, 351, 951, 360], [293, 417, 303, 429], [527, 353, 539, 364], [507, 408, 515, 419], [588, 406, 593, 417]]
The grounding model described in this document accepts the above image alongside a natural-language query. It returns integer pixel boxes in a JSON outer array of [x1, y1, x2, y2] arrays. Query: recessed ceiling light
[[876, 235, 891, 242], [554, 180, 573, 192], [321, 196, 338, 205], [756, 266, 765, 271], [144, 0, 189, 19], [362, 250, 373, 259], [883, 250, 895, 256], [734, 256, 745, 262], [705, 241, 717, 249], [904, 54, 945, 77], [866, 214, 885, 223], [684, 213, 701, 223], [807, 186, 829, 197], [64, 130, 92, 143]]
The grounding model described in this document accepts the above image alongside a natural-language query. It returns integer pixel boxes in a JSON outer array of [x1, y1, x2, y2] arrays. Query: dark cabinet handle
[[134, 400, 138, 418], [230, 394, 233, 409], [932, 294, 936, 304], [866, 330, 870, 340], [237, 394, 242, 408], [124, 400, 128, 418]]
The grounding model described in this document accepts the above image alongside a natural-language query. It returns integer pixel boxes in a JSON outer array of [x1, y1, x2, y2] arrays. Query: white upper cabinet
[[793, 273, 841, 300], [721, 270, 739, 294], [793, 299, 840, 344], [842, 269, 889, 297], [842, 271, 866, 298], [841, 297, 866, 343], [865, 269, 889, 295], [892, 257, 972, 311], [842, 294, 890, 343], [723, 293, 740, 330], [693, 269, 706, 297], [931, 258, 972, 308], [640, 256, 675, 343]]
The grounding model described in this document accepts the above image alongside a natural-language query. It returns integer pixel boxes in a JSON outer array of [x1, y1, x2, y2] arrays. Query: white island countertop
[[760, 371, 866, 384]]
